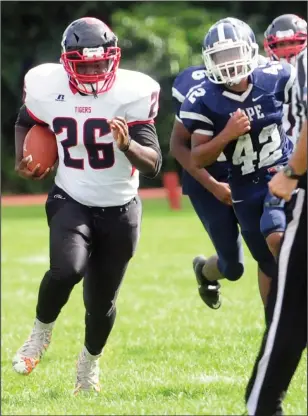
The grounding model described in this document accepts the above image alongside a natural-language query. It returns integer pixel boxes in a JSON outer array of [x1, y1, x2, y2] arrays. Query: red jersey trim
[[127, 119, 154, 126], [26, 107, 47, 125]]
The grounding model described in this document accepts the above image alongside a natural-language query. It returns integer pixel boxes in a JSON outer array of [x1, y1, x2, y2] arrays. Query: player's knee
[[223, 262, 244, 281], [261, 200, 285, 257], [258, 259, 277, 280], [87, 302, 117, 321], [50, 261, 85, 285], [266, 232, 283, 259]]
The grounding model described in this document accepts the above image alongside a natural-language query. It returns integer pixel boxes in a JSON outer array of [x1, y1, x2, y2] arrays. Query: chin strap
[[90, 83, 98, 99], [226, 79, 241, 87]]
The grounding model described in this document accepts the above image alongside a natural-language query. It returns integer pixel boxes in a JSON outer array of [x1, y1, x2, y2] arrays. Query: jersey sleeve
[[172, 75, 186, 118], [274, 62, 297, 105], [125, 80, 160, 126], [172, 67, 207, 119], [172, 88, 185, 119], [23, 67, 49, 124], [179, 92, 214, 137]]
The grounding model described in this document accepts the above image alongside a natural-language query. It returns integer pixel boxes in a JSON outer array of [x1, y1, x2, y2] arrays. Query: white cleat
[[12, 319, 54, 375], [74, 346, 101, 395]]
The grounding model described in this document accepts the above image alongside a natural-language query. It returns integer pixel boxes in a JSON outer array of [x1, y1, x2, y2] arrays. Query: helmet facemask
[[203, 39, 259, 84], [61, 45, 121, 96], [264, 33, 307, 65]]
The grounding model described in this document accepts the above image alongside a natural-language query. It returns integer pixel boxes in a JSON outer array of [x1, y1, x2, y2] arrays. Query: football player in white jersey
[[264, 14, 307, 145], [12, 17, 162, 393]]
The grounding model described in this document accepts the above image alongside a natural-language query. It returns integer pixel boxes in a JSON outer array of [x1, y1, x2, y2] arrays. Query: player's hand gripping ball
[[20, 125, 58, 179]]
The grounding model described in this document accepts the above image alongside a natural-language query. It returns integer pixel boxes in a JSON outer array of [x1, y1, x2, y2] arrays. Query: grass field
[[2, 198, 307, 415]]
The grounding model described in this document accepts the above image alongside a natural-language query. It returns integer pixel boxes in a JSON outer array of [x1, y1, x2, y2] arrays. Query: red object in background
[[162, 172, 181, 210]]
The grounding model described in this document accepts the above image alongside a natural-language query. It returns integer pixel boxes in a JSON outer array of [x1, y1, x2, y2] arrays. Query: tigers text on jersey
[[180, 61, 296, 180], [24, 63, 160, 207]]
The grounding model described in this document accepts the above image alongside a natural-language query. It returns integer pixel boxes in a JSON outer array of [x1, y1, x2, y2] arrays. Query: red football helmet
[[61, 17, 121, 96], [264, 14, 307, 63]]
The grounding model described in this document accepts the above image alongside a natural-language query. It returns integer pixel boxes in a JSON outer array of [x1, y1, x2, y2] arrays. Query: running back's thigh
[[46, 191, 92, 284], [260, 191, 286, 238], [83, 197, 142, 311], [230, 180, 277, 278]]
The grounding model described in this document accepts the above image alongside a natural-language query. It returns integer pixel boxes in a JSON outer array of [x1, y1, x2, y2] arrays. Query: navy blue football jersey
[[172, 66, 229, 194], [180, 61, 296, 180], [172, 65, 207, 116]]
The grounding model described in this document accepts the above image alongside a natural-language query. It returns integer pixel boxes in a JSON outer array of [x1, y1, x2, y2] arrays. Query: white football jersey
[[24, 63, 160, 207]]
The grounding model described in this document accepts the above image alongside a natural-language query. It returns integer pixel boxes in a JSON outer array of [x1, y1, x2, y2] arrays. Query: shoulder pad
[[24, 63, 65, 100], [173, 65, 207, 101], [115, 69, 160, 104]]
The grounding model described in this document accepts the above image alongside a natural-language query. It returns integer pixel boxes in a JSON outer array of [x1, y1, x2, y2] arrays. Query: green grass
[[2, 198, 307, 415]]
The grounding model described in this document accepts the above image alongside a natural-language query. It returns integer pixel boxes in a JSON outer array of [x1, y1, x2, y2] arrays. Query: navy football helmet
[[202, 19, 259, 85], [61, 17, 121, 95], [212, 17, 257, 44], [264, 14, 307, 64]]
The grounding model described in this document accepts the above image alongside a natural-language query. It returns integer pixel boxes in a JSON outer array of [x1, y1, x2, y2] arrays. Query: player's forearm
[[288, 120, 307, 175], [15, 105, 37, 166], [124, 140, 162, 178], [191, 130, 230, 168], [170, 141, 219, 192], [15, 125, 30, 166]]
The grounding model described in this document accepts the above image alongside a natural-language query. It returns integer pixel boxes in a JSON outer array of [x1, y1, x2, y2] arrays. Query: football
[[23, 125, 58, 176]]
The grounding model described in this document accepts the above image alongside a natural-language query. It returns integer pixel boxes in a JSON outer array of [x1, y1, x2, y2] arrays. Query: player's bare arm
[[170, 119, 232, 205], [109, 116, 161, 177], [269, 120, 307, 201], [191, 109, 250, 169]]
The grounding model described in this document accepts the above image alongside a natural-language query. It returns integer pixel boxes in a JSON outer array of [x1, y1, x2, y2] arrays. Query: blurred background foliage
[[1, 1, 307, 193]]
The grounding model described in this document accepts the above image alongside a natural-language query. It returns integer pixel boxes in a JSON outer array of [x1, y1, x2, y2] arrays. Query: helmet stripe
[[217, 23, 226, 41]]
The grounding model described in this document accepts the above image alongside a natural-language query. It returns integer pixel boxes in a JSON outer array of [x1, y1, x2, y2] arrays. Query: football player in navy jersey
[[264, 14, 307, 145], [170, 18, 270, 309], [171, 64, 241, 310], [180, 19, 296, 306]]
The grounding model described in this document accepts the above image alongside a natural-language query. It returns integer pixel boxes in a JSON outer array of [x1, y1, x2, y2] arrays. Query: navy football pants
[[230, 173, 285, 279], [189, 189, 244, 282]]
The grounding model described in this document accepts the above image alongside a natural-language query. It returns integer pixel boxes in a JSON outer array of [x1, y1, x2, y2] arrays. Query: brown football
[[23, 125, 58, 176]]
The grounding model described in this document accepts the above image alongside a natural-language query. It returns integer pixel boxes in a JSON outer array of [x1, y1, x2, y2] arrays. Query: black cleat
[[193, 255, 221, 309]]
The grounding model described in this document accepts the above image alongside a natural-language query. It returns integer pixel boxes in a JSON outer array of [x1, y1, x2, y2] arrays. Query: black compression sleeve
[[15, 104, 44, 128], [128, 123, 162, 176]]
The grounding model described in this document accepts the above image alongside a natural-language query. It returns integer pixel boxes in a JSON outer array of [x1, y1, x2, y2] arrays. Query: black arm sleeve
[[15, 104, 45, 128], [128, 123, 162, 177]]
